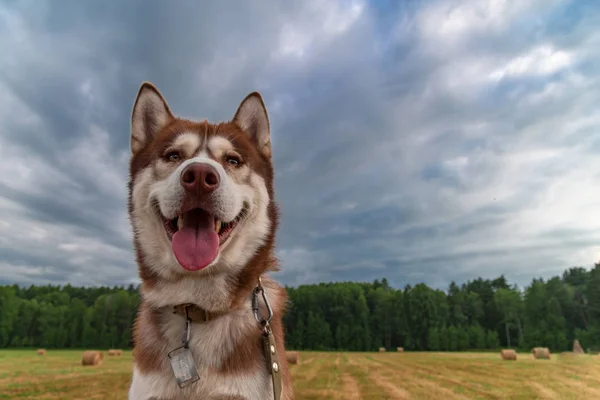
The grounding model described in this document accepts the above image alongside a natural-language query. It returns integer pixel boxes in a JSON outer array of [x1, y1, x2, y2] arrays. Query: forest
[[0, 263, 599, 353]]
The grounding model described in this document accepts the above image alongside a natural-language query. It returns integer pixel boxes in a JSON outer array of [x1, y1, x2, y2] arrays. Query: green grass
[[1, 350, 600, 399]]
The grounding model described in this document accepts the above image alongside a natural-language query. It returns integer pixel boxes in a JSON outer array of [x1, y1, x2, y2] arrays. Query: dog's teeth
[[215, 220, 222, 233], [177, 216, 183, 230]]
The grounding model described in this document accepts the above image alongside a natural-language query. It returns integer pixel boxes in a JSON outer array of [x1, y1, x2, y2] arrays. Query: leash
[[252, 277, 282, 400]]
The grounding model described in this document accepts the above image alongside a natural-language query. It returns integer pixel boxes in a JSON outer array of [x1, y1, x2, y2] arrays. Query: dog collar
[[171, 303, 224, 323]]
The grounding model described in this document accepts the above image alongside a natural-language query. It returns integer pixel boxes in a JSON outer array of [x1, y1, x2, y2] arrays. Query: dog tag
[[168, 346, 200, 388]]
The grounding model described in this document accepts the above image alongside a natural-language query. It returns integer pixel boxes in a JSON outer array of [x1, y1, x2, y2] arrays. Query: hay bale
[[285, 351, 299, 365], [532, 347, 551, 360], [397, 347, 404, 352], [378, 347, 386, 352], [108, 349, 123, 356], [81, 350, 104, 366], [36, 349, 46, 356], [573, 339, 584, 354], [500, 349, 517, 360]]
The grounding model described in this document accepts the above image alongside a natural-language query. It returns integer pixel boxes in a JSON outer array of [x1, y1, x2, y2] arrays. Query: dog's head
[[128, 82, 277, 284]]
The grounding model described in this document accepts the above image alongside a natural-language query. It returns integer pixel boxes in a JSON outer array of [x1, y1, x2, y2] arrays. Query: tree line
[[0, 263, 599, 352]]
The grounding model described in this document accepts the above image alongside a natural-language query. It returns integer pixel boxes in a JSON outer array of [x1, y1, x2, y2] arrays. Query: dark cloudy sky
[[1, 0, 599, 290]]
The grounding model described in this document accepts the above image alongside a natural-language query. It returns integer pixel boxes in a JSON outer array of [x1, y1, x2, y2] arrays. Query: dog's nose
[[180, 163, 220, 195]]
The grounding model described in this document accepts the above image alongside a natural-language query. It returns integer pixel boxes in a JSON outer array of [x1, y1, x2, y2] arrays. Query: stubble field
[[1, 350, 600, 399]]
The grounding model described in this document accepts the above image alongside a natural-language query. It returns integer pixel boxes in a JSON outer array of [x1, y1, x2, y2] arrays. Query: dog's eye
[[226, 156, 242, 167], [166, 152, 180, 162]]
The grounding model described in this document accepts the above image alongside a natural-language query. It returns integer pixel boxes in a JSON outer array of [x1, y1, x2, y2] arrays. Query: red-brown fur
[[131, 303, 163, 372]]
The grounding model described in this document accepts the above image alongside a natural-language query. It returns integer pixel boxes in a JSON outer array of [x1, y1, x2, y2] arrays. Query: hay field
[[1, 350, 600, 399]]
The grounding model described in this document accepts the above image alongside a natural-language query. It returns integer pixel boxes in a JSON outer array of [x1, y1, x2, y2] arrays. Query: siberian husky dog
[[127, 82, 293, 400]]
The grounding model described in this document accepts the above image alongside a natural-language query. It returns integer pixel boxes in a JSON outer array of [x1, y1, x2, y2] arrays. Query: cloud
[[0, 0, 599, 291], [488, 45, 574, 81]]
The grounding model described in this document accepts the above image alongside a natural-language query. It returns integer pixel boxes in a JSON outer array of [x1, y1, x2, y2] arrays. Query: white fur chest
[[129, 303, 275, 399], [129, 365, 271, 400]]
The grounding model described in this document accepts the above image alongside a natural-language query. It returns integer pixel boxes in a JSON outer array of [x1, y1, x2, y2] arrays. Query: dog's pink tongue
[[172, 209, 219, 271]]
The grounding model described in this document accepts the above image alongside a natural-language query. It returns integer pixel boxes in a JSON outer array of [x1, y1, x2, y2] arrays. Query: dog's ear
[[233, 92, 271, 158], [130, 82, 173, 155]]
